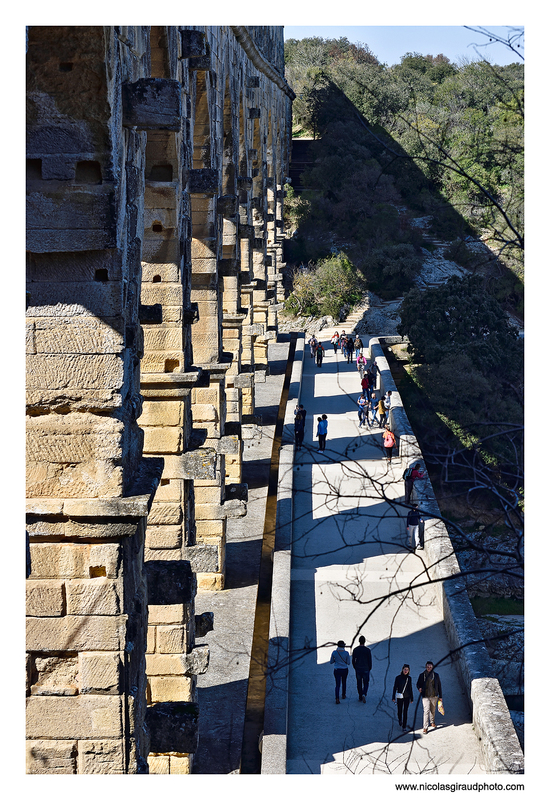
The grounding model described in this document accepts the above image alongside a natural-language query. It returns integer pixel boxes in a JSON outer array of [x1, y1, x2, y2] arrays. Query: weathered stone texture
[[27, 23, 292, 774]]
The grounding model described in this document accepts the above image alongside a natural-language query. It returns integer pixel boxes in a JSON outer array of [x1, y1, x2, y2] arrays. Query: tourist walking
[[331, 331, 340, 354], [317, 414, 328, 452], [403, 462, 425, 504], [294, 409, 305, 450], [406, 504, 423, 549], [361, 374, 370, 398], [330, 640, 350, 704], [392, 665, 414, 730], [356, 352, 368, 378], [357, 394, 368, 427], [384, 390, 393, 414], [354, 335, 364, 360], [316, 343, 325, 367], [382, 425, 396, 464], [308, 335, 318, 359], [369, 393, 379, 427], [377, 396, 387, 428], [352, 635, 372, 703], [416, 661, 443, 733], [345, 337, 354, 363], [339, 331, 347, 353]]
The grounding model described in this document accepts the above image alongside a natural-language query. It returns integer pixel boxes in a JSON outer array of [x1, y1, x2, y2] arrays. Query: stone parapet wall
[[26, 25, 292, 773]]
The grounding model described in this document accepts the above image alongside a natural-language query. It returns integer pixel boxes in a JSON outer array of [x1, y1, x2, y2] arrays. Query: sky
[[283, 25, 524, 67]]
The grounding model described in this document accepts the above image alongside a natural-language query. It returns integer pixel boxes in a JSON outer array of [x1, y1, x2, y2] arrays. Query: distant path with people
[[286, 325, 487, 775]]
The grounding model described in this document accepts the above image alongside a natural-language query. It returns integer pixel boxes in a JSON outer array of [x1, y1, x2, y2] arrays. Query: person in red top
[[404, 462, 424, 503]]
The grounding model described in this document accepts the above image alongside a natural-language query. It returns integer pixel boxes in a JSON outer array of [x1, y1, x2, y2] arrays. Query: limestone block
[[194, 518, 225, 539], [144, 547, 181, 562], [79, 652, 121, 694], [146, 653, 186, 676], [28, 543, 121, 579], [148, 755, 170, 773], [191, 387, 219, 404], [144, 207, 177, 229], [192, 403, 218, 422], [148, 503, 182, 526], [31, 655, 79, 696], [141, 236, 180, 264], [78, 739, 125, 774], [162, 451, 217, 481], [169, 754, 192, 774], [141, 283, 183, 307], [66, 578, 121, 616], [191, 257, 217, 274], [26, 353, 124, 391], [196, 572, 224, 591], [156, 625, 188, 654], [146, 525, 182, 550], [26, 615, 126, 652], [32, 318, 124, 355], [26, 695, 123, 739], [122, 78, 182, 130], [154, 477, 183, 502], [26, 186, 117, 253], [141, 352, 184, 374], [181, 544, 220, 573], [144, 183, 178, 209], [26, 580, 65, 617], [26, 281, 123, 318], [148, 605, 188, 626], [27, 458, 123, 498], [149, 676, 192, 703], [27, 249, 124, 284], [26, 739, 77, 774], [141, 260, 180, 282], [142, 426, 184, 454], [142, 327, 183, 354]]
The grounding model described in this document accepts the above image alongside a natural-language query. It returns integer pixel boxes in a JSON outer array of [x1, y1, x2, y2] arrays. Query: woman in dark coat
[[392, 664, 414, 730]]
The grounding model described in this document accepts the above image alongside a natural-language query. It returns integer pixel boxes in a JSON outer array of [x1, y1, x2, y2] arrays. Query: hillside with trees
[[282, 33, 524, 569]]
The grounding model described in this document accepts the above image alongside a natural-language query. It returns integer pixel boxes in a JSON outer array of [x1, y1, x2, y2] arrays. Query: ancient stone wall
[[26, 25, 293, 774]]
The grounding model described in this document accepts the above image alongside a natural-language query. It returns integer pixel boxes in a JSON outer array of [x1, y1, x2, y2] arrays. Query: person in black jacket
[[392, 664, 414, 730], [351, 635, 372, 703], [416, 661, 443, 733]]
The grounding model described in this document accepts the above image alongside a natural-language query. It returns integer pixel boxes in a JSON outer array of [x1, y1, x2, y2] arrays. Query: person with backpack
[[378, 396, 387, 428], [331, 331, 340, 354], [316, 342, 325, 367], [382, 425, 396, 464], [403, 462, 424, 503], [354, 335, 364, 359]]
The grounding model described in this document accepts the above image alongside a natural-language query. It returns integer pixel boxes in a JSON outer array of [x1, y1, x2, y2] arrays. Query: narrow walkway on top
[[286, 327, 486, 775]]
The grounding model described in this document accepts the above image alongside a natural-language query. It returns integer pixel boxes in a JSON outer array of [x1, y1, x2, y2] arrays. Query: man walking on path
[[352, 636, 372, 703], [417, 661, 443, 733], [369, 393, 379, 427], [330, 641, 351, 704], [406, 503, 424, 549], [308, 335, 318, 359]]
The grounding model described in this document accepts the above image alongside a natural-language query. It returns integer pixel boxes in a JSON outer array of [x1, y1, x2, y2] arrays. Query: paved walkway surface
[[287, 327, 487, 775]]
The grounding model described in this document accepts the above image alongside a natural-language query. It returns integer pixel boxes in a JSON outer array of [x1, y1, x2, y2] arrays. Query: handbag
[[395, 692, 403, 699], [437, 699, 445, 715]]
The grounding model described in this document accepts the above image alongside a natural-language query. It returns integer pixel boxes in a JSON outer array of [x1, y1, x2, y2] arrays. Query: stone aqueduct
[[26, 25, 294, 774]]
